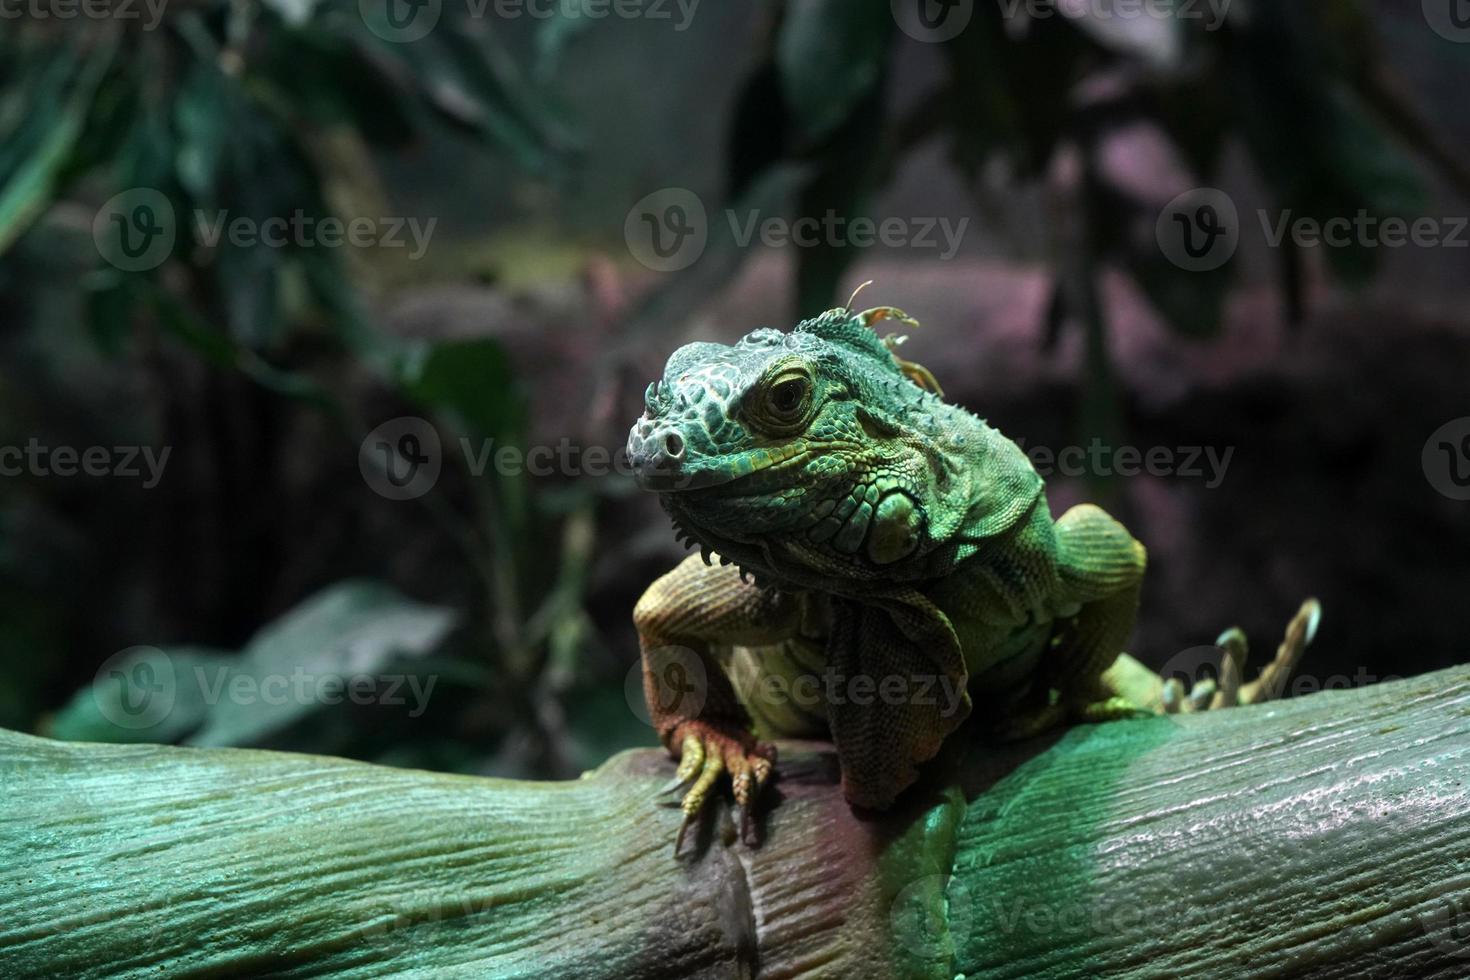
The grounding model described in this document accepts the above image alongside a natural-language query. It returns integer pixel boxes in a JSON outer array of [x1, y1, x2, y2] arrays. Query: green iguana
[[626, 300, 1318, 853]]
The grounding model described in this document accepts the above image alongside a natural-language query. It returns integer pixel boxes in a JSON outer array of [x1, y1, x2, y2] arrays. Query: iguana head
[[627, 306, 1042, 590]]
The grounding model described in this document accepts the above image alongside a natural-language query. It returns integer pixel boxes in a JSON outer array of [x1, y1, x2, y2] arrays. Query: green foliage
[[0, 11, 605, 774], [48, 581, 457, 747], [602, 1, 1438, 339], [0, 7, 572, 361]]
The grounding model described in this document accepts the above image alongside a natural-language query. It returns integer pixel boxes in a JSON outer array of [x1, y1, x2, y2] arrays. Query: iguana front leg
[[995, 503, 1149, 738], [633, 553, 802, 851]]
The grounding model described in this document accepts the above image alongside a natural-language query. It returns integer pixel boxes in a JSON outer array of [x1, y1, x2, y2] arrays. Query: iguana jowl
[[626, 303, 1315, 852]]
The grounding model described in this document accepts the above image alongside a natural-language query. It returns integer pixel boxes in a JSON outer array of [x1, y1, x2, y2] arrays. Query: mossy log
[[4, 665, 1470, 979]]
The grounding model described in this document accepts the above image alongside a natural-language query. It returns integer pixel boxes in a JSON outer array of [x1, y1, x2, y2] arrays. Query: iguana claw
[[663, 721, 774, 856], [1163, 599, 1322, 713]]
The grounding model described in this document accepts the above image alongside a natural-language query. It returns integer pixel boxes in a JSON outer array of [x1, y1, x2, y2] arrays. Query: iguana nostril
[[663, 433, 685, 459]]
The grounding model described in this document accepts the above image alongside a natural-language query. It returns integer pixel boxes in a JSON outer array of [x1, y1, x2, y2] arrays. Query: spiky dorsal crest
[[795, 302, 942, 395]]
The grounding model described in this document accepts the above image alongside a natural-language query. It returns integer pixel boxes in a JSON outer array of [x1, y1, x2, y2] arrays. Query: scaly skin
[[627, 303, 1317, 852]]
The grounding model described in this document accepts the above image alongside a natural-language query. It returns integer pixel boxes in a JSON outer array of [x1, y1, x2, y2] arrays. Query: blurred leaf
[[381, 24, 575, 174], [1229, 6, 1424, 285], [534, 0, 603, 82], [173, 60, 234, 201], [776, 0, 892, 148], [0, 39, 114, 255], [399, 337, 526, 443], [187, 580, 459, 747], [727, 59, 790, 200], [83, 273, 139, 356], [943, 11, 1086, 179], [262, 0, 322, 27], [146, 282, 340, 407], [1127, 245, 1230, 337], [263, 28, 417, 147], [48, 647, 236, 745], [1060, 0, 1182, 70]]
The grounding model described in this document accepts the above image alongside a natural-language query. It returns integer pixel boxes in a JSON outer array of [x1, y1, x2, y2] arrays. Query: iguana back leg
[[633, 553, 802, 851]]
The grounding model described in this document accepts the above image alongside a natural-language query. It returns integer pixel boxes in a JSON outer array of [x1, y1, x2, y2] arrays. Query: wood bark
[[4, 665, 1469, 978]]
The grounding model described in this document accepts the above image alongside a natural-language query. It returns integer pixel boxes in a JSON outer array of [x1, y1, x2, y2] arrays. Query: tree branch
[[5, 667, 1470, 978]]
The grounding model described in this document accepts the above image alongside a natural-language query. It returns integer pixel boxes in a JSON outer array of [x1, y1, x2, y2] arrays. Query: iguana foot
[[1162, 598, 1322, 713], [658, 721, 774, 855]]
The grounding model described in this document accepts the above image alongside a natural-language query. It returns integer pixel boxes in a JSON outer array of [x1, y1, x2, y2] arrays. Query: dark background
[[2, 0, 1467, 778]]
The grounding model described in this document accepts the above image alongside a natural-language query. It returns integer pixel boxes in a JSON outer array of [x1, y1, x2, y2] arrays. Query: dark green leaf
[[777, 0, 893, 148], [186, 580, 458, 747]]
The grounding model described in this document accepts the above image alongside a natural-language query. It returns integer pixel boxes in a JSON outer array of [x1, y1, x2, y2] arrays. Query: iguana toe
[[663, 722, 774, 856]]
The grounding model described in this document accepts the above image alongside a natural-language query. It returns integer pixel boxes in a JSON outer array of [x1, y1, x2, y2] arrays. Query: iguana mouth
[[626, 424, 812, 494]]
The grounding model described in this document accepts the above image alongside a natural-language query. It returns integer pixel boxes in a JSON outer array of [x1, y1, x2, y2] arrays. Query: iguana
[[626, 300, 1318, 852]]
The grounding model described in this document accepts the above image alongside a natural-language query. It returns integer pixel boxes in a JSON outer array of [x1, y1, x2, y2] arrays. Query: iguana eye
[[769, 377, 808, 417]]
